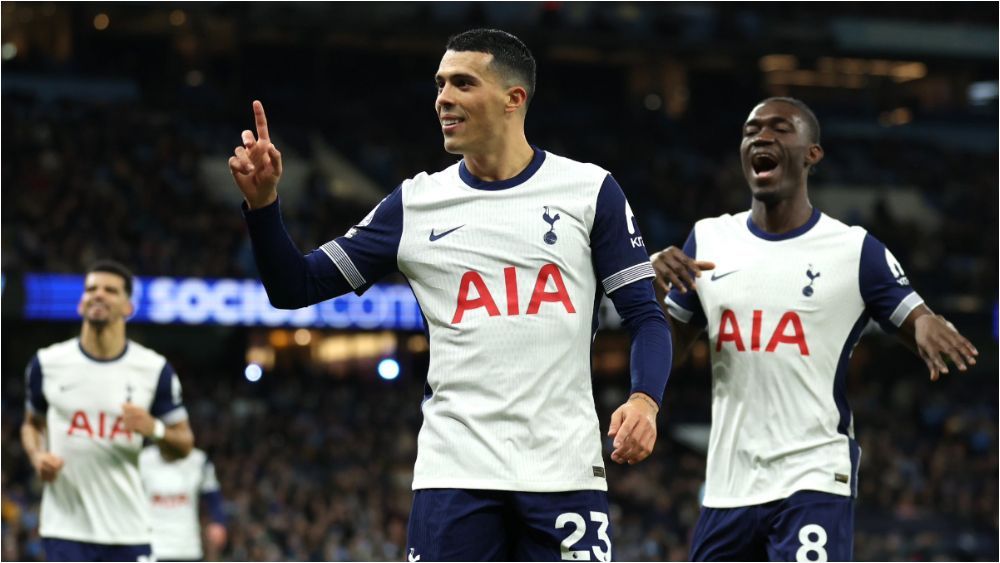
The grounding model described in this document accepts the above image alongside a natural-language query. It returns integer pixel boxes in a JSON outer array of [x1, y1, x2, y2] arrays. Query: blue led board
[[23, 274, 424, 330]]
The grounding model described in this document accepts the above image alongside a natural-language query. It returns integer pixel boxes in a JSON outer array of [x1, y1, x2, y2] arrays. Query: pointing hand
[[228, 100, 283, 209]]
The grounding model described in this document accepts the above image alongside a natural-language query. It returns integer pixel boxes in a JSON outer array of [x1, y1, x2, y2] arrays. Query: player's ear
[[806, 143, 824, 167], [123, 297, 135, 318], [505, 85, 528, 114]]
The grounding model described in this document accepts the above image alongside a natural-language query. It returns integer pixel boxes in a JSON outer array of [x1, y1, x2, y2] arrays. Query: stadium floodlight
[[377, 358, 400, 381], [244, 363, 263, 382]]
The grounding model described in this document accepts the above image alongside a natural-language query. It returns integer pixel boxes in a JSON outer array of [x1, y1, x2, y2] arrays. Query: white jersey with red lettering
[[666, 209, 922, 508], [140, 446, 219, 560], [25, 338, 188, 544], [322, 148, 654, 492]]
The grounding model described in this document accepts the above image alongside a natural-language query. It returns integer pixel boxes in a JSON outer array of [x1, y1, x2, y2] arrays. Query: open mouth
[[751, 153, 780, 176]]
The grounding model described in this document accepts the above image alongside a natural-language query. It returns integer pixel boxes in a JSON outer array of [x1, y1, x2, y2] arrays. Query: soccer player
[[229, 29, 671, 561], [651, 97, 979, 561], [140, 444, 227, 561], [20, 260, 194, 562]]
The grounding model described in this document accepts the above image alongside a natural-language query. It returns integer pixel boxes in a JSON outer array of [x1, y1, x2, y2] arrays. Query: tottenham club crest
[[802, 265, 821, 297], [542, 206, 561, 245]]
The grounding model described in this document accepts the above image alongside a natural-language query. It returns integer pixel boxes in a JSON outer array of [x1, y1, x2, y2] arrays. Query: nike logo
[[429, 225, 464, 241], [710, 270, 739, 281]]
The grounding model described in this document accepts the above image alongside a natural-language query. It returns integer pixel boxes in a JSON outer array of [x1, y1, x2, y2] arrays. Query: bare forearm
[[20, 420, 46, 462], [896, 303, 978, 380], [159, 423, 194, 458], [22, 418, 64, 481], [895, 304, 933, 354]]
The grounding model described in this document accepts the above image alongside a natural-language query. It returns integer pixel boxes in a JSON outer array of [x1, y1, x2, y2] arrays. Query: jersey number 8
[[796, 523, 828, 562]]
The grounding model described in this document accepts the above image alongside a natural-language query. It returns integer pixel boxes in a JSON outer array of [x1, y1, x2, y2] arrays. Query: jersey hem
[[412, 478, 608, 493], [702, 483, 852, 508], [152, 548, 204, 560], [40, 531, 152, 546]]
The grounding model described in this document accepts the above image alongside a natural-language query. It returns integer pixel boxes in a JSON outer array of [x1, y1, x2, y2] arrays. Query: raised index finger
[[253, 100, 270, 141]]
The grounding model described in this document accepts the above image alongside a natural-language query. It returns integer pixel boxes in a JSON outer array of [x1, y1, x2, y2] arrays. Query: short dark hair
[[446, 28, 537, 106], [86, 260, 134, 297], [760, 97, 821, 144]]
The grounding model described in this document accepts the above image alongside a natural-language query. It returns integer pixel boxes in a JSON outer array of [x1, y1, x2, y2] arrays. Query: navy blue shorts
[[689, 490, 854, 562], [407, 489, 612, 562], [43, 538, 152, 562]]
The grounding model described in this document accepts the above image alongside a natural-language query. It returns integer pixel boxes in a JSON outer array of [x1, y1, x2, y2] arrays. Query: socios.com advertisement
[[23, 274, 425, 330]]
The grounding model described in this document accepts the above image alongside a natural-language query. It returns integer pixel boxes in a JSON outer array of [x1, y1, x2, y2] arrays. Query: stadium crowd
[[3, 330, 995, 560], [1, 9, 996, 561], [3, 90, 995, 308]]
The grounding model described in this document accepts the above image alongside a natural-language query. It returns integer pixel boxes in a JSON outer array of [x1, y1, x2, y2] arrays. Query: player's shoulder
[[816, 212, 865, 235], [813, 212, 869, 248], [692, 211, 745, 236], [123, 340, 169, 371], [541, 150, 609, 179], [404, 160, 463, 192], [182, 447, 208, 467], [541, 151, 611, 188], [36, 337, 84, 364], [824, 216, 901, 263], [390, 161, 460, 206]]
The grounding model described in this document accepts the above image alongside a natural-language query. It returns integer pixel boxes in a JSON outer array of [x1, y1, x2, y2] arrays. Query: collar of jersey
[[745, 207, 822, 241], [77, 338, 129, 363], [458, 146, 546, 191]]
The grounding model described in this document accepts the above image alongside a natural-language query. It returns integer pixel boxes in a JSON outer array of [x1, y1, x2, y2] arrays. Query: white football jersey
[[323, 148, 654, 492], [666, 209, 922, 508], [140, 447, 220, 560], [26, 338, 188, 544]]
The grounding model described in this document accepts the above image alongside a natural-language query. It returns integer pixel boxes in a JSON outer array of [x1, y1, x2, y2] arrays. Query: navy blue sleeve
[[610, 280, 673, 406], [859, 233, 923, 332], [243, 199, 356, 309], [200, 491, 226, 524], [324, 185, 404, 295], [199, 457, 225, 523], [25, 355, 47, 415], [665, 228, 707, 327], [591, 175, 657, 295], [150, 363, 187, 424]]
